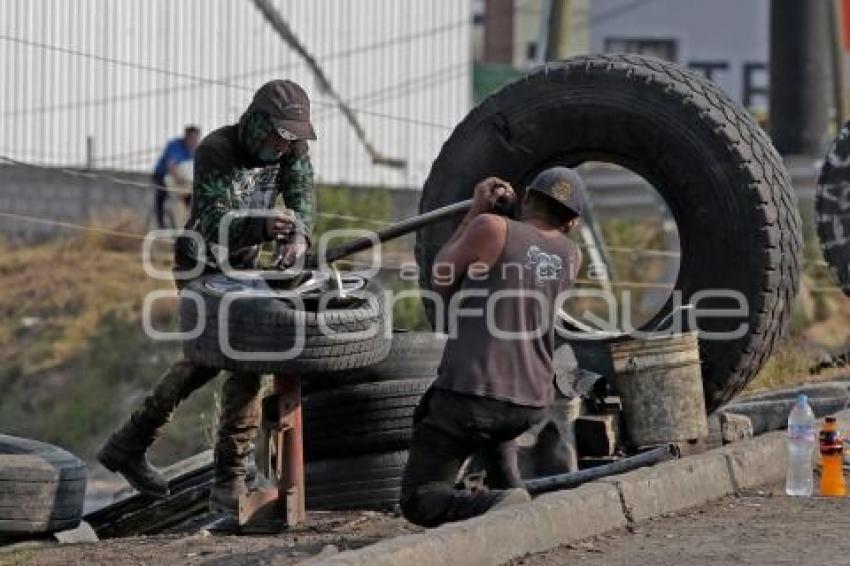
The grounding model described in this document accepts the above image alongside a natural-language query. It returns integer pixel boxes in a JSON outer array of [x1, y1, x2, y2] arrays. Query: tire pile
[[301, 331, 446, 510]]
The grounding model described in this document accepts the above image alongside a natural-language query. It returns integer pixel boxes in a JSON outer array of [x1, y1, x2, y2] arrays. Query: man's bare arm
[[432, 212, 509, 296], [430, 177, 515, 296]]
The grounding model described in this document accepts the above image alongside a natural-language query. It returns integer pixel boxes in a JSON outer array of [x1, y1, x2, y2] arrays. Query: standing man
[[153, 125, 202, 228], [400, 168, 584, 527], [98, 80, 316, 514]]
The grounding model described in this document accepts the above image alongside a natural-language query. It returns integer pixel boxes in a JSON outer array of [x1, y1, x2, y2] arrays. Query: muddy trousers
[[114, 359, 263, 484], [400, 388, 545, 528]]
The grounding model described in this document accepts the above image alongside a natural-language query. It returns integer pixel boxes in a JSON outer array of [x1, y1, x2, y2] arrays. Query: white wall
[[0, 0, 471, 188]]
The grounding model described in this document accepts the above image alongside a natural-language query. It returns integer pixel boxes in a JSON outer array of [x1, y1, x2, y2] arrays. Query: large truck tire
[[180, 272, 391, 373], [415, 54, 803, 412], [0, 435, 86, 536], [816, 123, 850, 296]]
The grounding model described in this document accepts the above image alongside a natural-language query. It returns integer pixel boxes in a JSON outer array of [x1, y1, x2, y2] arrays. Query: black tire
[[816, 123, 850, 296], [302, 330, 446, 392], [415, 54, 802, 412], [303, 378, 432, 459], [180, 273, 391, 373], [0, 435, 86, 536], [306, 451, 407, 511]]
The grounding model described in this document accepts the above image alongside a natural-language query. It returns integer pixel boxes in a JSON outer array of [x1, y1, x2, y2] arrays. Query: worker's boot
[[98, 360, 220, 498], [209, 371, 263, 514]]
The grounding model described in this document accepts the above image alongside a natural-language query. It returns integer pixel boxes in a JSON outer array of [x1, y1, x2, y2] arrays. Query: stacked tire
[[180, 273, 392, 374], [302, 331, 446, 510]]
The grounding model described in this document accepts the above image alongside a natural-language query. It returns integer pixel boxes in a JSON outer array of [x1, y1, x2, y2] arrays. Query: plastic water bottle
[[786, 394, 816, 496]]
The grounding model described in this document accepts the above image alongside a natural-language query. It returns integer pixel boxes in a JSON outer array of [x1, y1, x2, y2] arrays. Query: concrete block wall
[[0, 164, 421, 242], [0, 164, 152, 241]]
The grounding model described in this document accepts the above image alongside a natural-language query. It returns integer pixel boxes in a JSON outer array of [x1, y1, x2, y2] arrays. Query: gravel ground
[[2, 510, 420, 565], [510, 485, 850, 566]]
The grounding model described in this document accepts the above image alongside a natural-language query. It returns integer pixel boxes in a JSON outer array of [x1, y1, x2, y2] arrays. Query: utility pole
[[769, 0, 833, 155], [542, 0, 589, 61], [545, 0, 566, 61], [85, 136, 95, 170], [829, 0, 846, 130], [539, 0, 616, 288]]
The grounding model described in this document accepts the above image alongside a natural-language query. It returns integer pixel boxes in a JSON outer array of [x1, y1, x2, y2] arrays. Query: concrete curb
[[597, 453, 733, 522], [321, 483, 625, 566], [321, 410, 850, 565]]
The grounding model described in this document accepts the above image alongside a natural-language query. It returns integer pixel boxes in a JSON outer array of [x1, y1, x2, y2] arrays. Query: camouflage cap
[[526, 167, 585, 217], [250, 80, 317, 141]]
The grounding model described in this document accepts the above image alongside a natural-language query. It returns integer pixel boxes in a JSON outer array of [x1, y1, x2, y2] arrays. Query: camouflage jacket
[[173, 123, 314, 275]]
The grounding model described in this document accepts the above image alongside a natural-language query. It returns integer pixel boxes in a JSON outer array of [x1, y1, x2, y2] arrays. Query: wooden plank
[[85, 451, 214, 537]]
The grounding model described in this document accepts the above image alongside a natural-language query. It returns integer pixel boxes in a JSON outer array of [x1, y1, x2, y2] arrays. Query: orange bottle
[[819, 417, 846, 497]]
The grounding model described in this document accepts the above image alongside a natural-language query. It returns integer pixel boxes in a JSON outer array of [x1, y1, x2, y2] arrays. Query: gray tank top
[[434, 219, 579, 407]]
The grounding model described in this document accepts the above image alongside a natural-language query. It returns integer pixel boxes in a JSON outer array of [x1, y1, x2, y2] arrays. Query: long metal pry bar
[[323, 199, 473, 263]]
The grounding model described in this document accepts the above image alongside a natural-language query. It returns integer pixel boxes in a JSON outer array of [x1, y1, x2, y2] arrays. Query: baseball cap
[[526, 167, 585, 217], [250, 80, 317, 141]]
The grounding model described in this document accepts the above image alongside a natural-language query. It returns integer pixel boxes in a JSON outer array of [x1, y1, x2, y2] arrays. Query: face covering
[[257, 145, 284, 163], [239, 107, 283, 162]]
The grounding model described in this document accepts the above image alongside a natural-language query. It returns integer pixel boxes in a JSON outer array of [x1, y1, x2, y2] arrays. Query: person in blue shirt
[[152, 125, 201, 228]]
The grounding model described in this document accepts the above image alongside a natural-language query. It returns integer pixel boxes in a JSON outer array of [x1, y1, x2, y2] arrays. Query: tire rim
[[203, 270, 368, 299]]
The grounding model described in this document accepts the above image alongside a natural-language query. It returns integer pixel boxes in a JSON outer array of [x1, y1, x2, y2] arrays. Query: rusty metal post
[[275, 374, 305, 526], [237, 374, 305, 530]]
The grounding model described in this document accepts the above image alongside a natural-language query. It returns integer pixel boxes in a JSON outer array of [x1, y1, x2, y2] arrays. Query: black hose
[[524, 444, 680, 495]]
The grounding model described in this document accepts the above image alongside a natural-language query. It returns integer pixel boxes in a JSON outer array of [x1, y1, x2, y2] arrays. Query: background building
[[473, 0, 768, 115], [590, 0, 769, 114], [0, 0, 471, 188]]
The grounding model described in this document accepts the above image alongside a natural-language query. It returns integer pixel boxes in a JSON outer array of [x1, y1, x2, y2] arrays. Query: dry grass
[[745, 276, 850, 393], [745, 338, 821, 393], [0, 222, 172, 374]]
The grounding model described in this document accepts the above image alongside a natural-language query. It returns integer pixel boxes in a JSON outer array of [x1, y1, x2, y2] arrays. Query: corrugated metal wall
[[0, 0, 471, 188]]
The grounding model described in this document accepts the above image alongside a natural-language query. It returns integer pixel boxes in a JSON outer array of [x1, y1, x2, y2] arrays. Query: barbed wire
[[0, 153, 392, 226], [0, 209, 843, 293], [0, 211, 147, 240], [0, 154, 841, 265], [0, 153, 191, 195]]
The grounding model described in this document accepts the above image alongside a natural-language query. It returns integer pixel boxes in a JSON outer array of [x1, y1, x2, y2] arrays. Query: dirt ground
[[511, 485, 850, 566], [2, 510, 420, 565], [8, 484, 850, 565]]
